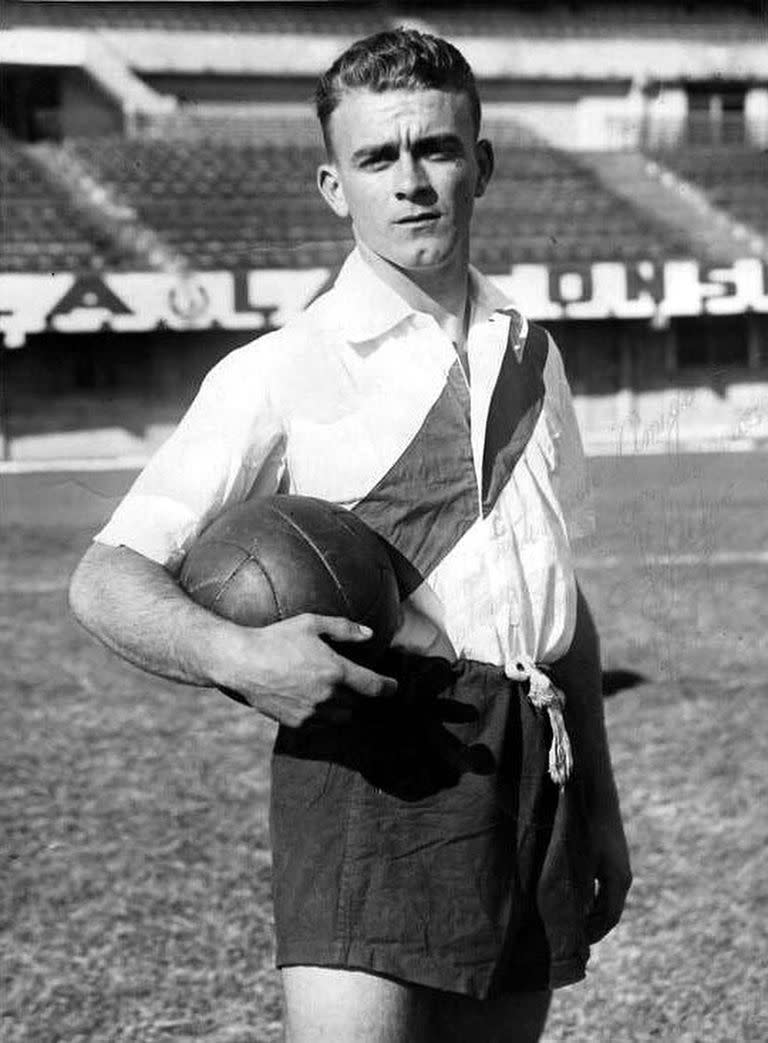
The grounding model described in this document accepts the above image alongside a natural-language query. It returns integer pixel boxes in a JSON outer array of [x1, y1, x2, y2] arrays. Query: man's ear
[[474, 139, 494, 199], [317, 163, 349, 219]]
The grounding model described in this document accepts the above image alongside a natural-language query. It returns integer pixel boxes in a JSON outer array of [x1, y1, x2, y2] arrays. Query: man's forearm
[[68, 542, 234, 689], [68, 541, 397, 726], [550, 581, 616, 801], [552, 579, 633, 937]]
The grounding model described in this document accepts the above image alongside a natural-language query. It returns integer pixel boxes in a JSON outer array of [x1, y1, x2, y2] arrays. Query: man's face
[[318, 88, 493, 273]]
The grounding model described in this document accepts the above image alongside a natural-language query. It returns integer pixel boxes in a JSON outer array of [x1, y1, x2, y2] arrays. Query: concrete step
[[576, 150, 759, 265], [575, 381, 768, 454], [29, 142, 185, 273]]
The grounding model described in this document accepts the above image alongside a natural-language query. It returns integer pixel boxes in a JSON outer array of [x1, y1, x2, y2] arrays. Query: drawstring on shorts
[[506, 656, 573, 787]]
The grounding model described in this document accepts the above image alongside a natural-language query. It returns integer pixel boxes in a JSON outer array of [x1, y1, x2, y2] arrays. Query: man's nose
[[394, 156, 432, 200]]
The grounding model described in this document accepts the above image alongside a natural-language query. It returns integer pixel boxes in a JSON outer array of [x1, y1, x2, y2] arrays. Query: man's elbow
[[68, 542, 112, 631]]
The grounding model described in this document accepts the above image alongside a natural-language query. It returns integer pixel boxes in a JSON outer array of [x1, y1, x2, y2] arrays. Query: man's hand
[[585, 780, 633, 944], [548, 581, 633, 943], [69, 543, 397, 729], [214, 613, 399, 727]]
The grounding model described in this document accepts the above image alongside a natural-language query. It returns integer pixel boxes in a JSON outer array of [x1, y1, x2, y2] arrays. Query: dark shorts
[[269, 653, 595, 999]]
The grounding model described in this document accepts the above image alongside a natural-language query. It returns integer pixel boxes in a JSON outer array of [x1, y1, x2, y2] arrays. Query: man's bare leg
[[282, 966, 551, 1043], [282, 966, 433, 1043]]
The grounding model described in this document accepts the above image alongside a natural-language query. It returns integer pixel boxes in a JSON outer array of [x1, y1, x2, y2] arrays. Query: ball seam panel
[[269, 501, 354, 619], [209, 540, 284, 621]]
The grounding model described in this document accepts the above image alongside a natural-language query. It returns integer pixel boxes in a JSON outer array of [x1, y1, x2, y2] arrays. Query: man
[[70, 29, 631, 1043]]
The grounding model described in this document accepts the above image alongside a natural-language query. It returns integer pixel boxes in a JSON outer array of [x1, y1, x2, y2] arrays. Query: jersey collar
[[331, 247, 520, 346]]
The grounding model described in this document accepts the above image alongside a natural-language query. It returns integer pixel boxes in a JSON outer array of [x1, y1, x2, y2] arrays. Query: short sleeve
[[544, 333, 595, 543], [95, 340, 286, 572]]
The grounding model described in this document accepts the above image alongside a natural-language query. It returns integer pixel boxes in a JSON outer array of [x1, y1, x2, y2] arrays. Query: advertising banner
[[2, 258, 767, 347]]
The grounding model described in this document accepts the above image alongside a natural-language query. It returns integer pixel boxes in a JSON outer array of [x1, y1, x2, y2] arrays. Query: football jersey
[[96, 248, 593, 669]]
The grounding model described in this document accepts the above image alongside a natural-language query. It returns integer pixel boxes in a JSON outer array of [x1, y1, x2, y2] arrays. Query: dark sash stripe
[[353, 360, 478, 597], [354, 322, 549, 594], [481, 321, 549, 517]]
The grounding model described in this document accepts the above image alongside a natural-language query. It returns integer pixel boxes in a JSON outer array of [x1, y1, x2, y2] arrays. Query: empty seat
[[0, 139, 133, 272], [60, 132, 700, 269], [649, 146, 768, 238]]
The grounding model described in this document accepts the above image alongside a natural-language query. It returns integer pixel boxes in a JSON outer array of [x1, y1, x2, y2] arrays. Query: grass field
[[2, 453, 767, 1042]]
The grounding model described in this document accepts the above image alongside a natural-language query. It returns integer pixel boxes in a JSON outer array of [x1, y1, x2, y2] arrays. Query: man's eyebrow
[[350, 142, 397, 163], [350, 133, 465, 164], [414, 133, 464, 153]]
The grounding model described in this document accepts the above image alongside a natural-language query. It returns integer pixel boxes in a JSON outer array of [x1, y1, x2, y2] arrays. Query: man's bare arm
[[68, 542, 397, 727], [549, 581, 633, 943]]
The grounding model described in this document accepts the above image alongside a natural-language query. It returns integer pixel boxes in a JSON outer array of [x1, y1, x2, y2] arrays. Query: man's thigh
[[281, 966, 432, 1043], [281, 966, 551, 1043]]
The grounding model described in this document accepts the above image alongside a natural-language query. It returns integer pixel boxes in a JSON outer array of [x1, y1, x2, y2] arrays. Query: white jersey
[[96, 248, 593, 669]]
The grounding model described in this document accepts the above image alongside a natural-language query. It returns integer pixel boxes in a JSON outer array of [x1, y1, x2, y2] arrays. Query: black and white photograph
[[1, 2, 766, 1040]]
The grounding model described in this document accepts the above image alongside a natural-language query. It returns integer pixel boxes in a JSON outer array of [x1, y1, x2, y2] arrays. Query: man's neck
[[357, 241, 470, 346]]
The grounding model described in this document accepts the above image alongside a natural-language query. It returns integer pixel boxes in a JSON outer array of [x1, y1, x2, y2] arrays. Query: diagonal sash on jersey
[[353, 321, 549, 597], [481, 320, 548, 516]]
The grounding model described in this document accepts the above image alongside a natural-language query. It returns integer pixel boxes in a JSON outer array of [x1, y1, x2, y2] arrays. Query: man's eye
[[426, 145, 461, 160], [361, 155, 392, 169]]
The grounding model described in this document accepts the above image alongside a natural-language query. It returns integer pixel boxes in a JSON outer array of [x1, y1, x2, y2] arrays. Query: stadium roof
[[4, 1, 765, 39], [4, 2, 765, 81]]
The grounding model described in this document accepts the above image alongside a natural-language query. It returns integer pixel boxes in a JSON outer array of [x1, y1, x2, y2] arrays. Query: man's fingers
[[586, 874, 630, 944], [338, 657, 398, 698], [306, 614, 375, 643], [311, 697, 357, 725]]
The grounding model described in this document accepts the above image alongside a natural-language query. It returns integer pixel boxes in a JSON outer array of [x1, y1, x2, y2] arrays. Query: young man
[[70, 29, 631, 1043]]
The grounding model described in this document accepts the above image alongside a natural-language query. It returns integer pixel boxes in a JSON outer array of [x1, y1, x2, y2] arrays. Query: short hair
[[315, 28, 482, 152]]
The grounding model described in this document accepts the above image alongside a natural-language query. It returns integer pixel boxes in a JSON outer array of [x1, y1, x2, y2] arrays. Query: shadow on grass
[[602, 668, 649, 698]]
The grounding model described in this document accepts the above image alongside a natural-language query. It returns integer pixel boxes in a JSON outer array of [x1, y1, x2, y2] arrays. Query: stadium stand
[[2, 2, 766, 462], [63, 137, 352, 269], [2, 0, 385, 34], [648, 147, 768, 240], [144, 105, 547, 147], [142, 105, 323, 145], [427, 2, 766, 41], [4, 1, 764, 41], [62, 133, 692, 271], [475, 145, 693, 266], [0, 134, 129, 273]]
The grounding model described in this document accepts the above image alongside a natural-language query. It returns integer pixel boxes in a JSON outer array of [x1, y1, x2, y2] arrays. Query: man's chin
[[357, 237, 465, 278], [391, 245, 457, 273]]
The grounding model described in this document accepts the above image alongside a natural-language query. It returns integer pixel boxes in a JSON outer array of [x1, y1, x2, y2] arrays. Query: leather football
[[179, 494, 401, 668]]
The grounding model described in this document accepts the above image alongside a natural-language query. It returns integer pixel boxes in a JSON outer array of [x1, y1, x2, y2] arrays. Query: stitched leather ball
[[179, 495, 401, 668]]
